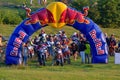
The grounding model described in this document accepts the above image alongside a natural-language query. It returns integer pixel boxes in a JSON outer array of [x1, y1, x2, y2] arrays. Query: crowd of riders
[[21, 29, 91, 66], [1, 29, 120, 66]]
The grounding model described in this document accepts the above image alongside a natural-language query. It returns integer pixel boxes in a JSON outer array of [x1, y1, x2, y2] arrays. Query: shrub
[[0, 10, 6, 24], [3, 10, 22, 25]]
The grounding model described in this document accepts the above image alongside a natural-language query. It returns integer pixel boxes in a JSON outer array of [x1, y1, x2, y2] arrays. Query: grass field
[[0, 24, 120, 80], [0, 24, 120, 40], [0, 0, 120, 80], [0, 24, 78, 38], [0, 4, 120, 79], [0, 56, 120, 80]]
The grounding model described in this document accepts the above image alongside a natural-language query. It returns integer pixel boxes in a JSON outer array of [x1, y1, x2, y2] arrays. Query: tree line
[[70, 0, 120, 28], [0, 0, 119, 28]]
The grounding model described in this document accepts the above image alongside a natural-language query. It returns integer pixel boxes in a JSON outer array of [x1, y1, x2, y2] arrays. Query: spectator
[[85, 42, 91, 64], [22, 43, 29, 65], [47, 35, 55, 57], [70, 42, 78, 61], [0, 34, 2, 46], [104, 33, 110, 46], [79, 33, 86, 64], [109, 34, 116, 56], [117, 40, 120, 52], [79, 40, 86, 64]]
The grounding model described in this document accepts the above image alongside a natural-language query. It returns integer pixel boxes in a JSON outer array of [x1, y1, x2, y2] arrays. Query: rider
[[54, 41, 64, 66], [62, 38, 71, 64]]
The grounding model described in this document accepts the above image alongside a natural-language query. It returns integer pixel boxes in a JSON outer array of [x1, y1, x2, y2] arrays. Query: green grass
[[0, 0, 120, 80], [0, 24, 78, 37], [0, 24, 16, 37], [0, 24, 120, 80], [101, 28, 120, 40], [0, 24, 120, 40], [0, 57, 120, 80]]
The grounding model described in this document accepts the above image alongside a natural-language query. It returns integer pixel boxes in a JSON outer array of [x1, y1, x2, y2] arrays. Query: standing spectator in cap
[[79, 33, 86, 64], [79, 40, 86, 64]]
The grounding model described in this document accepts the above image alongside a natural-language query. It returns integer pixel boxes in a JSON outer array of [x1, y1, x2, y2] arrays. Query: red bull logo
[[75, 12, 90, 24], [58, 8, 77, 25], [25, 8, 51, 26], [46, 9, 55, 23], [65, 8, 77, 25], [58, 7, 90, 25], [46, 2, 67, 28], [25, 2, 90, 28]]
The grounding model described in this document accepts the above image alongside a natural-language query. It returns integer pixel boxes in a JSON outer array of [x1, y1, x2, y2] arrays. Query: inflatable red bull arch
[[6, 2, 108, 65]]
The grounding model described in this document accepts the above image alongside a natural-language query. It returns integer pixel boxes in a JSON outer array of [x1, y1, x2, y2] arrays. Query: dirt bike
[[54, 48, 64, 66]]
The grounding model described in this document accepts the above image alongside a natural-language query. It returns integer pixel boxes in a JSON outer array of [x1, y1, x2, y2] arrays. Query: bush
[[0, 10, 6, 24], [3, 10, 22, 25], [17, 9, 26, 20]]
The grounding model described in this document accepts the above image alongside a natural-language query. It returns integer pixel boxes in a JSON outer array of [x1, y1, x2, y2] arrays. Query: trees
[[0, 9, 23, 25], [98, 0, 120, 28], [0, 0, 119, 28], [70, 0, 120, 28], [70, 0, 90, 11], [70, 0, 101, 24]]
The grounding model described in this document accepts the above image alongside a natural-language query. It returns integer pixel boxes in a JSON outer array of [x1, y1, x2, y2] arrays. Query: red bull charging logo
[[25, 2, 90, 28]]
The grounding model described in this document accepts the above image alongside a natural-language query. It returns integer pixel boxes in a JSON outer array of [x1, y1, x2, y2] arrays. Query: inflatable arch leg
[[5, 2, 108, 65], [72, 19, 108, 63]]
